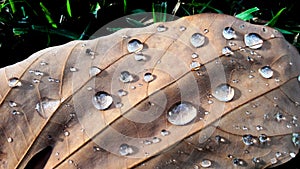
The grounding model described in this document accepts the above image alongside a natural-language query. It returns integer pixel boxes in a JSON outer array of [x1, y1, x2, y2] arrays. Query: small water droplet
[[252, 157, 262, 164], [93, 146, 101, 152], [143, 73, 154, 83], [92, 91, 113, 110], [200, 159, 212, 168], [190, 33, 205, 48], [222, 46, 233, 56], [152, 137, 161, 143], [232, 158, 245, 166], [157, 24, 168, 32], [134, 54, 146, 61], [179, 26, 186, 31], [258, 134, 269, 143], [89, 66, 102, 77], [40, 61, 48, 66], [212, 84, 234, 102], [275, 152, 282, 158], [119, 143, 133, 156], [68, 160, 74, 164], [7, 137, 13, 143], [292, 133, 300, 146], [115, 102, 123, 108], [256, 125, 263, 131], [275, 112, 285, 122], [64, 131, 70, 137], [120, 71, 134, 83], [161, 129, 170, 136], [242, 134, 255, 145], [215, 135, 226, 143], [8, 101, 18, 107], [247, 56, 254, 62], [143, 140, 152, 145], [290, 152, 296, 158], [203, 29, 209, 34], [208, 100, 214, 104], [11, 110, 22, 115], [244, 33, 263, 49], [190, 61, 201, 70], [270, 158, 277, 164], [69, 67, 78, 72], [297, 75, 300, 82], [117, 89, 127, 97], [127, 39, 143, 53], [223, 27, 236, 39], [191, 53, 199, 59], [8, 77, 22, 88], [258, 66, 273, 79], [167, 102, 197, 126], [35, 98, 60, 119], [86, 48, 95, 56]]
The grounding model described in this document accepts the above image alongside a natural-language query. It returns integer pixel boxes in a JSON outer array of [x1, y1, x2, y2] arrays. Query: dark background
[[0, 0, 299, 168]]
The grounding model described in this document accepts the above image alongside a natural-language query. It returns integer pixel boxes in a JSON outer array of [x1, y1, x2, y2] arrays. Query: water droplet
[[244, 33, 263, 49], [275, 112, 285, 122], [8, 77, 22, 88], [8, 101, 17, 107], [233, 158, 245, 166], [190, 33, 205, 48], [298, 75, 300, 82], [29, 70, 44, 76], [179, 26, 186, 31], [212, 84, 234, 102], [11, 110, 22, 115], [120, 71, 134, 83], [258, 134, 269, 143], [191, 53, 199, 59], [143, 72, 154, 83], [190, 61, 201, 71], [242, 134, 255, 145], [152, 137, 161, 143], [222, 46, 233, 56], [290, 152, 296, 158], [215, 135, 226, 143], [117, 89, 127, 97], [167, 102, 197, 126], [86, 49, 95, 56], [134, 54, 146, 61], [143, 140, 152, 145], [115, 102, 123, 108], [35, 98, 60, 119], [258, 66, 273, 79], [69, 67, 78, 72], [203, 29, 209, 34], [256, 125, 263, 131], [64, 131, 70, 137], [248, 75, 254, 79], [223, 27, 236, 40], [252, 157, 262, 164], [40, 61, 48, 66], [92, 91, 113, 110], [157, 24, 168, 32], [119, 143, 133, 156], [7, 137, 13, 143], [292, 133, 300, 146], [200, 159, 212, 168], [161, 129, 170, 136], [127, 39, 143, 53], [93, 146, 101, 152], [89, 66, 101, 77], [270, 158, 277, 164], [68, 160, 74, 164]]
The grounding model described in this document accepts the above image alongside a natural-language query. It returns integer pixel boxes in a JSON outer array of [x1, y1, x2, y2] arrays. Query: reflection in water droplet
[[144, 73, 154, 83], [161, 129, 170, 136], [258, 66, 273, 79], [157, 24, 168, 32], [127, 39, 143, 53], [120, 71, 134, 83], [244, 33, 263, 49], [167, 102, 197, 126], [212, 84, 234, 102], [35, 98, 60, 119], [190, 33, 205, 48], [223, 27, 236, 40], [134, 54, 146, 61], [200, 159, 212, 168], [7, 137, 13, 143], [222, 46, 233, 56], [242, 134, 255, 145], [119, 143, 133, 156], [8, 77, 22, 88], [89, 66, 102, 77], [190, 61, 201, 71], [92, 91, 113, 110]]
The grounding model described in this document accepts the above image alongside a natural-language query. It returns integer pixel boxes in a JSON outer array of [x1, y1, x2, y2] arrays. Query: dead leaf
[[0, 13, 299, 169]]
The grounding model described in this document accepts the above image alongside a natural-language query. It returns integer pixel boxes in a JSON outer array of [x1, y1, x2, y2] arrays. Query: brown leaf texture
[[0, 13, 300, 169]]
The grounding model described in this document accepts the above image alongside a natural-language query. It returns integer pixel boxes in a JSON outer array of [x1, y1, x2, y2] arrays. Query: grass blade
[[8, 0, 16, 13], [40, 2, 57, 28], [66, 0, 72, 17], [235, 7, 259, 21], [265, 7, 286, 27]]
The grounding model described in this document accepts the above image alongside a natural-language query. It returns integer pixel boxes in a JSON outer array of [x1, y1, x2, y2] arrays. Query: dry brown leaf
[[0, 13, 300, 169]]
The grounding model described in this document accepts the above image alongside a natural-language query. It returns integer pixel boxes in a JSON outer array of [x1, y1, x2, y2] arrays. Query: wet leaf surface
[[0, 13, 299, 169]]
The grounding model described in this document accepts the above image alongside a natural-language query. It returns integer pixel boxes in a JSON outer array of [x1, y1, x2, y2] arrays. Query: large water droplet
[[242, 134, 255, 145], [35, 98, 60, 119], [244, 33, 263, 49], [157, 24, 168, 32], [120, 71, 134, 83], [127, 39, 143, 53], [258, 66, 273, 79], [167, 102, 197, 125], [223, 27, 236, 40], [89, 66, 102, 77], [8, 77, 22, 88], [143, 73, 154, 83], [119, 143, 133, 156], [134, 54, 146, 61], [190, 33, 205, 48], [200, 159, 212, 168], [92, 91, 113, 110], [212, 84, 234, 102]]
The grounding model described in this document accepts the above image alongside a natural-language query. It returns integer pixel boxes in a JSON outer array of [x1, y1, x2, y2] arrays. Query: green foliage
[[235, 7, 259, 21]]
